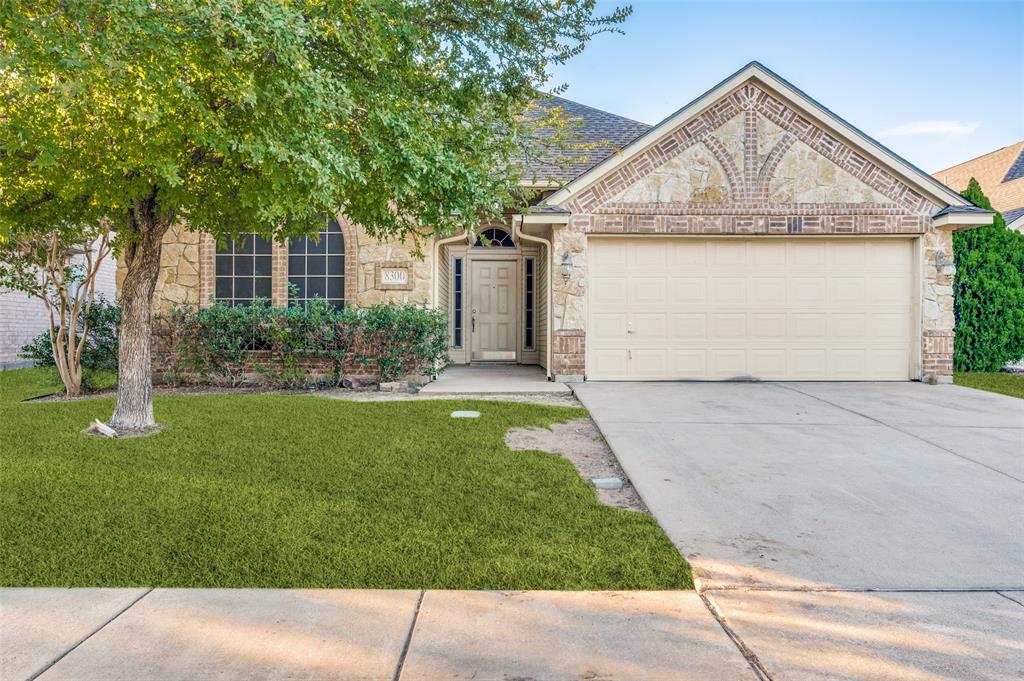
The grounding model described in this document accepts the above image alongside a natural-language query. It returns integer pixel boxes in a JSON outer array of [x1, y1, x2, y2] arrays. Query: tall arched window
[[474, 227, 515, 248], [288, 217, 345, 308]]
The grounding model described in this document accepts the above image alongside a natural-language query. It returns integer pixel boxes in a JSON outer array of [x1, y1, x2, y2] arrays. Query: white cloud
[[878, 120, 980, 137]]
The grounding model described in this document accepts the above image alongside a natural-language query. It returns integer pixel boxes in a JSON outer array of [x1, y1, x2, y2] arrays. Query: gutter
[[512, 215, 553, 380]]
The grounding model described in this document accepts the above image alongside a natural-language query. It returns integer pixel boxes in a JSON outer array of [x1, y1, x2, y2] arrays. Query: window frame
[[524, 256, 535, 350], [452, 256, 464, 349], [287, 217, 346, 309], [214, 233, 273, 306]]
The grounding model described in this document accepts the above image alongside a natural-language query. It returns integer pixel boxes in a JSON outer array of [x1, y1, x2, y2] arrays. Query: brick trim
[[198, 233, 216, 307], [565, 83, 936, 216]]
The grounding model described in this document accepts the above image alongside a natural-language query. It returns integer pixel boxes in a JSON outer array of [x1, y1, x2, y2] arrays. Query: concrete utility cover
[[450, 411, 481, 418], [591, 477, 623, 489]]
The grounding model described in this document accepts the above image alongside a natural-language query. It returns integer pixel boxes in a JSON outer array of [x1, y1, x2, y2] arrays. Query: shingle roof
[[933, 204, 993, 217], [1003, 206, 1024, 224], [523, 96, 651, 184], [1003, 148, 1024, 183]]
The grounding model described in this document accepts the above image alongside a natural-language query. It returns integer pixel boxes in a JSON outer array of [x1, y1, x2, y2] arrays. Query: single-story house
[[934, 140, 1024, 232], [136, 62, 992, 384]]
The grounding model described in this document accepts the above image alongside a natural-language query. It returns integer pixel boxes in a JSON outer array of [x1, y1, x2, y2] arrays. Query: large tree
[[0, 0, 628, 431]]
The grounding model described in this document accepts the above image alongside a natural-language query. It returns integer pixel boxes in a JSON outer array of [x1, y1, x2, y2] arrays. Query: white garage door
[[587, 237, 916, 380]]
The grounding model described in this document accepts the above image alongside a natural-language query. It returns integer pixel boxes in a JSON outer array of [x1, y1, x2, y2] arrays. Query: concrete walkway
[[420, 364, 570, 394], [574, 381, 1024, 681], [1, 589, 755, 680]]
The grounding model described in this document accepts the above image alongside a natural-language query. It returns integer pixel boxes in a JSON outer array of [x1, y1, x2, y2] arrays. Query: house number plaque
[[375, 262, 414, 291]]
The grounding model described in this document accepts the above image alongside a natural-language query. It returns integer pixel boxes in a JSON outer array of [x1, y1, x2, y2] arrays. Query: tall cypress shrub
[[952, 179, 1024, 371]]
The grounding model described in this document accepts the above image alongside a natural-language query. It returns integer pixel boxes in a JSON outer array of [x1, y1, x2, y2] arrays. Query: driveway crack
[[776, 383, 1024, 485]]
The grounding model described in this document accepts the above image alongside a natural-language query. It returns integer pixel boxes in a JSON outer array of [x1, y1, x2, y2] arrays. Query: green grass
[[954, 371, 1024, 400], [0, 368, 691, 590]]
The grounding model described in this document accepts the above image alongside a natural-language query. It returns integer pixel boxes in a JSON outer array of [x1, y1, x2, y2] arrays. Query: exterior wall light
[[560, 250, 573, 283], [935, 249, 956, 276]]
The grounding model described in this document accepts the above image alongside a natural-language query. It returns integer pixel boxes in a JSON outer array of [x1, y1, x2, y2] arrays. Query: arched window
[[288, 217, 345, 308], [475, 227, 515, 248]]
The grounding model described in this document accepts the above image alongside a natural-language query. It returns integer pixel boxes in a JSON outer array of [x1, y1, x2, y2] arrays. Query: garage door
[[587, 237, 916, 380]]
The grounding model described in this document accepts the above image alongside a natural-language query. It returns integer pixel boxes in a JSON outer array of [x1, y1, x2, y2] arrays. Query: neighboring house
[[0, 252, 117, 369], [933, 140, 1024, 232], [136, 62, 990, 384]]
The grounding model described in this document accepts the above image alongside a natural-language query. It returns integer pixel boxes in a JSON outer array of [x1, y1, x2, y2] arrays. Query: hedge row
[[154, 299, 449, 388]]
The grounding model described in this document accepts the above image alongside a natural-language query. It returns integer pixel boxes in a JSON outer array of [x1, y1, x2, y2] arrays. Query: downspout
[[512, 215, 553, 380]]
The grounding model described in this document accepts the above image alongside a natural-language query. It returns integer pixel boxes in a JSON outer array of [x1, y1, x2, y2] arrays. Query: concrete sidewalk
[[1, 588, 755, 681]]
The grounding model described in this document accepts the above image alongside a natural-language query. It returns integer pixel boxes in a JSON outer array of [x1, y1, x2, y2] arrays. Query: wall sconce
[[935, 249, 956, 276], [560, 250, 574, 283]]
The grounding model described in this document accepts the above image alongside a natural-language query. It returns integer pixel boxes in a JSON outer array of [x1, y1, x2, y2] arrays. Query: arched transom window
[[288, 217, 345, 308], [475, 227, 515, 248]]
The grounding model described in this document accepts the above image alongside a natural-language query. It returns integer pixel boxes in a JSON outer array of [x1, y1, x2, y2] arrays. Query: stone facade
[[137, 215, 433, 314], [548, 80, 956, 382]]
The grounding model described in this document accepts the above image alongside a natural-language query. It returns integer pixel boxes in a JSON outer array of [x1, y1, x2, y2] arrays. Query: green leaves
[[953, 179, 1024, 371], [1, 0, 627, 246]]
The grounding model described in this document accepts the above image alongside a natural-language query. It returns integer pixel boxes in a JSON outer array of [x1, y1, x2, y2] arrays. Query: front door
[[471, 260, 517, 361]]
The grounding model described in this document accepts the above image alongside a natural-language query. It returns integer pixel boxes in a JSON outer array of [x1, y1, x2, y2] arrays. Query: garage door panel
[[710, 277, 747, 305], [630, 277, 667, 306], [591, 312, 627, 341], [587, 237, 914, 381], [670, 313, 707, 339], [709, 349, 748, 378], [711, 313, 747, 339], [673, 277, 708, 304], [750, 349, 789, 378], [751, 277, 787, 305], [591, 277, 628, 307]]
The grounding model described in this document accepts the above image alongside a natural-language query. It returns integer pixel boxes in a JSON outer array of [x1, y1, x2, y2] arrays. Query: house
[[0, 251, 117, 369], [933, 140, 1024, 232], [137, 62, 991, 384]]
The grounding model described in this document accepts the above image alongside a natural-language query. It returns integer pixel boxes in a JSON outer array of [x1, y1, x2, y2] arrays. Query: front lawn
[[954, 371, 1024, 400], [0, 368, 691, 590]]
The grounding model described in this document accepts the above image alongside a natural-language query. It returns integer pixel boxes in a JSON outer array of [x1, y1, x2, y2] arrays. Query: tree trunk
[[109, 192, 171, 431]]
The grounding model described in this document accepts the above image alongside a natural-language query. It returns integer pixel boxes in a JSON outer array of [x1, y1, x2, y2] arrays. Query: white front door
[[471, 260, 517, 361], [587, 237, 915, 380]]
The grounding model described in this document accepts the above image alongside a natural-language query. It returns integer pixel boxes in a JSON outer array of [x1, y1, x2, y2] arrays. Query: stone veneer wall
[[549, 81, 955, 382], [133, 216, 434, 314]]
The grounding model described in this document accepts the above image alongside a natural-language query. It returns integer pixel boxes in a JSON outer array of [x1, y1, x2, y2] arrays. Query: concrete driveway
[[574, 381, 1024, 680]]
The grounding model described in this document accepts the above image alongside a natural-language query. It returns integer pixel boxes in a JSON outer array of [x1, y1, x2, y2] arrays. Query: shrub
[[155, 300, 448, 388], [19, 296, 120, 391], [952, 180, 1024, 371]]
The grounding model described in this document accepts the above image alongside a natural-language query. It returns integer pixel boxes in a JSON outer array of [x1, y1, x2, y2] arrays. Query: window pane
[[307, 255, 327, 276], [327, 255, 344, 275], [215, 256, 232, 276], [288, 255, 305, 275], [236, 235, 254, 254], [327, 277, 344, 299], [254, 256, 272, 277], [254, 278, 272, 299], [234, 278, 253, 299], [289, 277, 306, 299], [307, 278, 326, 299], [253, 236, 272, 254], [215, 278, 232, 300], [327, 233, 343, 254], [307, 237, 326, 255], [289, 237, 306, 255], [235, 256, 254, 276]]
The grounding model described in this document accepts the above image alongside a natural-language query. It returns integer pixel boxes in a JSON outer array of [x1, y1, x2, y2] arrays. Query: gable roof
[[545, 61, 972, 211], [933, 140, 1024, 213], [523, 96, 651, 184], [1003, 206, 1024, 230]]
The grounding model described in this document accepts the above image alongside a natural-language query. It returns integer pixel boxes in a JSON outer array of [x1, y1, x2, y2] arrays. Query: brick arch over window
[[333, 214, 360, 304]]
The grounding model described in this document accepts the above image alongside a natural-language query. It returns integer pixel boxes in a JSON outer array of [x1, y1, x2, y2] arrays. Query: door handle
[[627, 321, 634, 334], [471, 309, 477, 333]]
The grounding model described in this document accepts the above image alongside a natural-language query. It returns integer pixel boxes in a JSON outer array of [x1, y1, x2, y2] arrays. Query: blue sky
[[549, 1, 1024, 174]]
